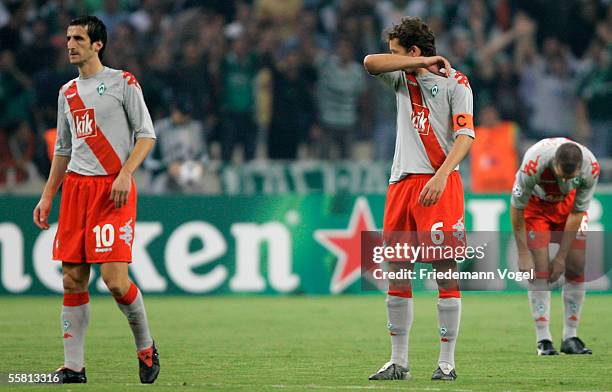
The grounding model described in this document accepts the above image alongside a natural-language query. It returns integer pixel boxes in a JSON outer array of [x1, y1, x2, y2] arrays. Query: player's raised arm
[[363, 54, 450, 75]]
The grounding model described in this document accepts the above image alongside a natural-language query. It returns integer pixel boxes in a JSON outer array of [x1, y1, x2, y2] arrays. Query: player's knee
[[564, 267, 585, 283], [63, 273, 88, 293], [103, 277, 129, 297]]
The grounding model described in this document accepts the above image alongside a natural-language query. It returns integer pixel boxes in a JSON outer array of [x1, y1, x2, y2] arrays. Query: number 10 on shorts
[[93, 224, 115, 248]]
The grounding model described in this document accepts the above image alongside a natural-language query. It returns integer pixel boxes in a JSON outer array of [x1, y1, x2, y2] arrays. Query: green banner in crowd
[[1, 193, 611, 295]]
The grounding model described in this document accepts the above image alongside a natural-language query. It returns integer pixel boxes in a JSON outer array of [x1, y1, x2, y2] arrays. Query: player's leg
[[86, 175, 159, 382], [527, 246, 557, 355], [100, 262, 159, 382], [523, 202, 558, 355], [369, 261, 414, 380], [60, 262, 91, 382], [369, 179, 413, 381], [560, 245, 592, 354], [100, 262, 153, 351], [432, 259, 460, 381], [52, 174, 90, 382]]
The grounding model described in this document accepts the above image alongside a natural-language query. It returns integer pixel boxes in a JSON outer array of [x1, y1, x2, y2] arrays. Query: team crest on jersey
[[430, 84, 438, 96], [72, 108, 97, 139], [97, 82, 106, 95], [572, 177, 581, 186], [119, 219, 133, 247]]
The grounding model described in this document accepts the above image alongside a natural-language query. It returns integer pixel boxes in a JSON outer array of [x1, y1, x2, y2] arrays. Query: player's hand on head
[[110, 172, 131, 209], [426, 55, 451, 77], [418, 173, 447, 207], [548, 256, 565, 283], [33, 198, 52, 230]]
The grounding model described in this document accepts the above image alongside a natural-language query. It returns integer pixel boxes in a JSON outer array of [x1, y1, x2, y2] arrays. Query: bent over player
[[33, 16, 159, 383], [363, 17, 474, 381], [511, 138, 598, 356]]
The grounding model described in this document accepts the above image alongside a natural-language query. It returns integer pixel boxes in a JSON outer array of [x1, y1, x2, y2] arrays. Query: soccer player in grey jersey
[[33, 16, 159, 383], [364, 17, 474, 381], [511, 138, 599, 356]]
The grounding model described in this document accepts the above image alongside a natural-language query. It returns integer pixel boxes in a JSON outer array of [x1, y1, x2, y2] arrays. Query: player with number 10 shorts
[[33, 16, 160, 384]]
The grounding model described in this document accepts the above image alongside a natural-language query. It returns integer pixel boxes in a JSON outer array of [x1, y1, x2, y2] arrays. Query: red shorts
[[53, 172, 137, 263], [383, 171, 466, 262], [524, 191, 587, 250]]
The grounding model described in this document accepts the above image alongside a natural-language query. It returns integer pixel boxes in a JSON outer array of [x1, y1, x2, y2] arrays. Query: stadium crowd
[[0, 0, 610, 193]]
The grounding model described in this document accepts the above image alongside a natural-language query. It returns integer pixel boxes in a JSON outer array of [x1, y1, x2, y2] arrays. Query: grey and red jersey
[[55, 67, 156, 176], [372, 68, 475, 183], [511, 138, 599, 211]]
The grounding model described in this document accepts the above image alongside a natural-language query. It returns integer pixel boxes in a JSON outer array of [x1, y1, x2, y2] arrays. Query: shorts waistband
[[66, 171, 116, 180], [393, 171, 459, 183]]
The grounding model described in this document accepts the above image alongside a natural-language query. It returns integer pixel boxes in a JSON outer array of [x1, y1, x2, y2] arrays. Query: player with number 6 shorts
[[33, 16, 159, 384], [510, 138, 599, 356], [363, 16, 474, 381]]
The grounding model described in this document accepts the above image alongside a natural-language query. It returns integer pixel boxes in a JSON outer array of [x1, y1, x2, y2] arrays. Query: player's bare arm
[[548, 211, 584, 283], [418, 135, 473, 207], [110, 138, 156, 209], [33, 155, 71, 230], [510, 205, 535, 275], [363, 53, 450, 75]]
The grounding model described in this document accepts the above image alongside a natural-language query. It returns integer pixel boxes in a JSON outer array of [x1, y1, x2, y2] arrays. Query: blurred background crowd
[[0, 0, 610, 194]]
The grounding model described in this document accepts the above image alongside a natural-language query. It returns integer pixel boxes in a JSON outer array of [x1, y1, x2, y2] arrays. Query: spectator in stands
[[312, 37, 365, 159], [0, 50, 34, 127], [219, 34, 259, 162], [518, 34, 579, 140], [95, 0, 128, 35], [145, 96, 209, 194], [576, 40, 612, 158], [266, 43, 315, 160], [0, 121, 36, 187]]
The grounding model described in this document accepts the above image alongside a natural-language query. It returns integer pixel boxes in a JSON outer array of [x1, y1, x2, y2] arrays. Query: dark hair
[[384, 16, 436, 56], [69, 16, 107, 60], [555, 142, 583, 175]]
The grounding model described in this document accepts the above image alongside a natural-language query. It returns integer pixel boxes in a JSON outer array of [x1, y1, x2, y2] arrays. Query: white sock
[[528, 279, 552, 342], [114, 283, 153, 351], [387, 295, 413, 368], [437, 297, 461, 368], [563, 279, 585, 340], [62, 292, 90, 371]]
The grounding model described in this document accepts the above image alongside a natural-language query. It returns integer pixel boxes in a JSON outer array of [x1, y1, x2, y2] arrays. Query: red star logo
[[314, 197, 378, 294]]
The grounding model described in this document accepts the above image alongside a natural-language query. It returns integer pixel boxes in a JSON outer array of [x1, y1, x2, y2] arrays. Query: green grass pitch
[[1, 293, 610, 391]]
